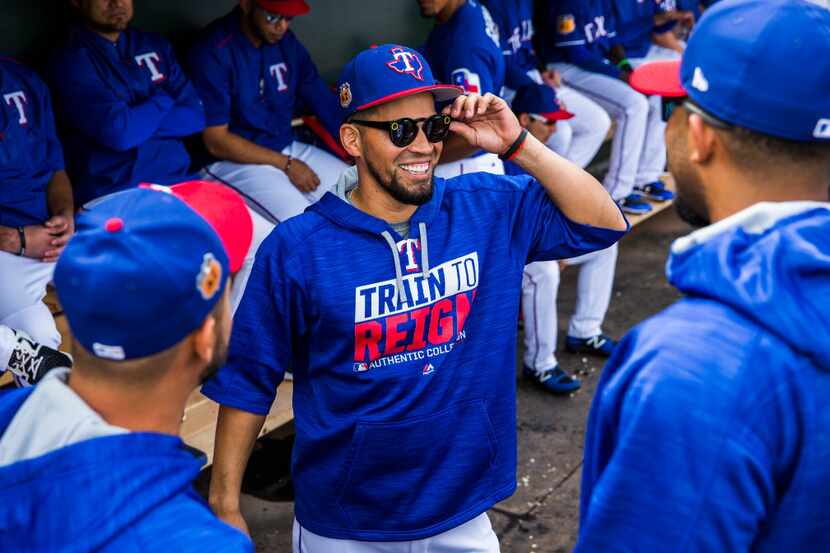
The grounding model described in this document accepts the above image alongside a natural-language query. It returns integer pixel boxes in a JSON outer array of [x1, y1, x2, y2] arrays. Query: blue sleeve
[[37, 78, 65, 173], [509, 175, 627, 262], [575, 311, 793, 552], [48, 49, 175, 152], [201, 231, 306, 416], [294, 39, 343, 139], [187, 42, 233, 128], [567, 47, 621, 78], [504, 58, 537, 90], [446, 48, 498, 95], [155, 41, 205, 138]]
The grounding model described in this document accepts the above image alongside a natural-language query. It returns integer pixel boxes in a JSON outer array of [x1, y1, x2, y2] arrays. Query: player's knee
[[624, 92, 650, 120]]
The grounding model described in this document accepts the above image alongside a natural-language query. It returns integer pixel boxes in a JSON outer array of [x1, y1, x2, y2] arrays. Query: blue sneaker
[[635, 181, 675, 202], [619, 194, 653, 215], [565, 334, 617, 358], [523, 364, 581, 394]]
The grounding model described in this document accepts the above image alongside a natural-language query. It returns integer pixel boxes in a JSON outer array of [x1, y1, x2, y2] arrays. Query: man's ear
[[518, 113, 531, 128], [687, 113, 717, 165], [340, 124, 363, 159], [191, 313, 216, 366], [239, 0, 253, 15]]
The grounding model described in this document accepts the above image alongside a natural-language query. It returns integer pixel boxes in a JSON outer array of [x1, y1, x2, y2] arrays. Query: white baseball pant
[[0, 324, 16, 372], [0, 253, 59, 352], [293, 513, 500, 553], [202, 140, 347, 313], [522, 244, 618, 372], [434, 153, 505, 179], [549, 63, 665, 200]]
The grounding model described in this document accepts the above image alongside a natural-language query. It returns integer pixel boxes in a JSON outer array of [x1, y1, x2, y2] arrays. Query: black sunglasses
[[349, 114, 453, 148], [661, 97, 733, 130]]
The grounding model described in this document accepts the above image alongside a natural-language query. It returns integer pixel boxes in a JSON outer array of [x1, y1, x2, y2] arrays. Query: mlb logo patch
[[451, 68, 481, 94], [814, 119, 830, 139], [557, 14, 576, 34]]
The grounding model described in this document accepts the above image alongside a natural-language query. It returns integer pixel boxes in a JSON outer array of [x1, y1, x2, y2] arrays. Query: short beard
[[200, 326, 228, 385], [674, 195, 711, 228], [366, 155, 434, 206], [86, 19, 128, 35]]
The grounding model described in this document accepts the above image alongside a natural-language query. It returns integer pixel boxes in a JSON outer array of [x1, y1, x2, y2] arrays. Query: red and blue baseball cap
[[629, 0, 830, 141], [336, 44, 464, 119], [255, 0, 310, 16], [512, 84, 575, 122], [54, 186, 244, 361]]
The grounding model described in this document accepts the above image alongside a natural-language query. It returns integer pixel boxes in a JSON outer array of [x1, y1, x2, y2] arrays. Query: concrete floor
[[227, 208, 690, 552]]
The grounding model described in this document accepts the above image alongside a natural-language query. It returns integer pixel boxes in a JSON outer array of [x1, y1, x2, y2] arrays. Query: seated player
[[505, 84, 620, 393], [0, 57, 74, 365], [189, 0, 348, 310], [419, 0, 507, 177], [537, 0, 670, 214], [47, 0, 205, 208], [0, 182, 253, 552], [483, 0, 612, 169]]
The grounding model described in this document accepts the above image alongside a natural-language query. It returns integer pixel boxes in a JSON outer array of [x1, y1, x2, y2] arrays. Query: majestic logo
[[269, 63, 289, 92], [692, 67, 709, 92], [353, 252, 479, 372], [423, 363, 435, 376], [557, 14, 576, 35], [451, 68, 481, 94], [135, 52, 165, 83], [339, 82, 352, 108], [387, 47, 425, 81], [814, 118, 830, 139], [196, 252, 223, 300], [4, 91, 28, 126]]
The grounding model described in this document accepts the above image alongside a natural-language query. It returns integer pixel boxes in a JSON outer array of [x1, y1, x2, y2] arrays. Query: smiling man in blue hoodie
[[576, 1, 830, 551], [0, 182, 254, 552], [203, 44, 627, 551]]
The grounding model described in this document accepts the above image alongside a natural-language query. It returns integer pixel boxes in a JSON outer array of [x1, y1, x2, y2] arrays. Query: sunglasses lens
[[662, 98, 678, 122], [425, 115, 452, 143], [389, 119, 418, 147]]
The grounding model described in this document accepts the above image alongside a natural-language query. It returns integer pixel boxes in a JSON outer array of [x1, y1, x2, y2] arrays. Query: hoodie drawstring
[[381, 224, 431, 308]]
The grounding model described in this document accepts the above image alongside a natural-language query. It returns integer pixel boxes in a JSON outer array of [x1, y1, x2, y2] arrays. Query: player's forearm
[[0, 226, 21, 254], [439, 132, 481, 164], [203, 128, 289, 169], [513, 133, 627, 231], [208, 405, 266, 514], [46, 170, 74, 218], [652, 30, 685, 53]]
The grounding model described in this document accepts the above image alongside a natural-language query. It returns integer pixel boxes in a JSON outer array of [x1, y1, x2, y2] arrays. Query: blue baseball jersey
[[0, 58, 64, 228], [614, 0, 677, 59], [188, 7, 342, 154], [422, 0, 506, 97], [48, 26, 205, 207], [482, 0, 540, 90], [538, 0, 623, 79], [202, 171, 626, 541]]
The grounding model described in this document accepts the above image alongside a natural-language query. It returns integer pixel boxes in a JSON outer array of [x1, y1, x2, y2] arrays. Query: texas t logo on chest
[[4, 91, 28, 126], [134, 52, 165, 83]]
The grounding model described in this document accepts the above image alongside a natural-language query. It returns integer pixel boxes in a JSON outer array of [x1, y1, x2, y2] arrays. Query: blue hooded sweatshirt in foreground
[[577, 202, 830, 552], [48, 25, 205, 207], [0, 383, 252, 553], [202, 168, 627, 541]]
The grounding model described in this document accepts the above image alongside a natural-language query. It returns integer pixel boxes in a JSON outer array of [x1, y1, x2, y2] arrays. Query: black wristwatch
[[16, 226, 25, 257]]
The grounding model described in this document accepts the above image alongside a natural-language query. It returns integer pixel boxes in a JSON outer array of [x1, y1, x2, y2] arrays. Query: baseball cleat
[[634, 181, 675, 202], [6, 329, 73, 387], [619, 193, 653, 215], [523, 364, 581, 395], [565, 334, 617, 358]]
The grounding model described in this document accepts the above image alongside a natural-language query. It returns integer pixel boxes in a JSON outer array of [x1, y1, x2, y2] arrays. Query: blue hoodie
[[202, 168, 626, 541], [48, 25, 205, 207], [577, 202, 830, 552], [0, 377, 252, 552]]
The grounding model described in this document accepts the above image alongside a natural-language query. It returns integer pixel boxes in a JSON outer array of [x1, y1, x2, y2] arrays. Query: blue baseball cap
[[54, 187, 232, 361], [337, 44, 463, 119], [512, 84, 575, 122], [629, 0, 830, 141]]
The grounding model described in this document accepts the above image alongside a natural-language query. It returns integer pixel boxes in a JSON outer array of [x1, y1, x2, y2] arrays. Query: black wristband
[[499, 129, 529, 161], [16, 226, 25, 257]]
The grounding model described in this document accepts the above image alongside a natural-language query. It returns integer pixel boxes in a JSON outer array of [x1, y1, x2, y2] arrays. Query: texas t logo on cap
[[387, 47, 425, 81], [815, 119, 830, 139]]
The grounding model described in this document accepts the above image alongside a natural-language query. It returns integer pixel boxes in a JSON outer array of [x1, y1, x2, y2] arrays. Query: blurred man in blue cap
[[577, 1, 830, 551], [0, 182, 254, 552], [508, 84, 621, 395], [204, 43, 627, 551]]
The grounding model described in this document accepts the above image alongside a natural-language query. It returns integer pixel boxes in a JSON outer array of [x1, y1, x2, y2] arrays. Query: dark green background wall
[[0, 1, 432, 81]]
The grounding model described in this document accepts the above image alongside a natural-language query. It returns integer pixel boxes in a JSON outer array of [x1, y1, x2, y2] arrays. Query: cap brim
[[168, 181, 253, 275], [355, 84, 464, 112], [540, 110, 575, 122], [256, 0, 310, 16], [629, 60, 686, 98]]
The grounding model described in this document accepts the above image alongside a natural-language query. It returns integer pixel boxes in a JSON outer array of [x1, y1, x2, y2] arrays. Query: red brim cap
[[356, 84, 464, 112], [169, 181, 253, 275], [540, 109, 575, 122], [255, 0, 310, 16], [630, 60, 686, 98]]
